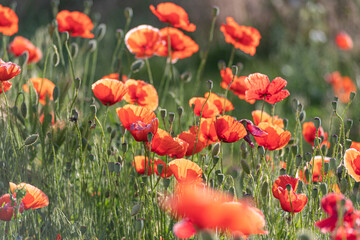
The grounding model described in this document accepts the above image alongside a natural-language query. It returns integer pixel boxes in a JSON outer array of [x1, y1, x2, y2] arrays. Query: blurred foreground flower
[[9, 36, 42, 64], [150, 2, 196, 32], [163, 184, 267, 239], [335, 31, 353, 51], [23, 78, 55, 105], [92, 78, 128, 106], [56, 10, 94, 38], [0, 4, 18, 36], [325, 71, 356, 103]]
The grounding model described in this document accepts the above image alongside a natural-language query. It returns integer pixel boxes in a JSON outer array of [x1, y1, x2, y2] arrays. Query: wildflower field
[[1, 0, 360, 239]]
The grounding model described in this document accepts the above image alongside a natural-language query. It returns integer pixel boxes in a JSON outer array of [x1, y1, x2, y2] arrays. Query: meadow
[[0, 1, 359, 239]]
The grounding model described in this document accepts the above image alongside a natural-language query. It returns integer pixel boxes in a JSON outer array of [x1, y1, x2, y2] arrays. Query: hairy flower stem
[[2, 34, 8, 61]]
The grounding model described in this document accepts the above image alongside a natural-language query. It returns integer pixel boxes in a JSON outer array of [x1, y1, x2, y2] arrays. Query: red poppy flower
[[298, 156, 332, 183], [315, 193, 355, 233], [344, 148, 360, 182], [177, 130, 205, 156], [214, 115, 247, 143], [272, 175, 307, 213], [23, 78, 55, 105], [91, 78, 128, 106], [0, 59, 20, 81], [150, 3, 196, 32], [0, 81, 12, 94], [335, 31, 353, 50], [254, 122, 291, 151], [116, 104, 159, 142], [252, 110, 284, 128], [168, 158, 202, 183], [196, 118, 218, 145], [154, 159, 173, 178], [302, 122, 329, 147], [157, 27, 198, 62], [9, 182, 49, 210], [325, 72, 356, 103], [350, 141, 360, 152], [220, 17, 261, 56], [220, 68, 254, 103], [0, 194, 18, 221], [125, 25, 163, 59], [123, 79, 159, 111], [189, 97, 220, 119], [56, 10, 94, 38], [133, 155, 156, 176], [101, 73, 128, 82], [9, 36, 42, 64], [0, 4, 18, 36], [150, 128, 188, 158], [204, 92, 234, 114], [245, 73, 290, 104], [165, 184, 267, 238]]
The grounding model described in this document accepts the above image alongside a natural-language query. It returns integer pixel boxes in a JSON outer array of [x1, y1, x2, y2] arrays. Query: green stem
[[145, 58, 154, 85]]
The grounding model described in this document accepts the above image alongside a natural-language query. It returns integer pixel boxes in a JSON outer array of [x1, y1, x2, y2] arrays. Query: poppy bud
[[229, 186, 235, 196], [70, 109, 79, 122], [157, 164, 164, 177], [291, 145, 298, 155], [320, 183, 327, 195], [314, 137, 322, 148], [216, 173, 224, 185], [89, 154, 96, 161], [71, 42, 79, 58], [111, 130, 116, 139], [241, 159, 250, 174], [283, 118, 288, 130], [95, 23, 106, 41], [87, 40, 97, 52], [332, 134, 338, 144], [119, 124, 126, 135], [107, 149, 112, 156], [314, 117, 321, 129], [236, 62, 244, 72], [177, 106, 183, 117], [124, 7, 133, 19], [107, 126, 112, 133], [350, 91, 356, 101], [330, 158, 336, 171], [25, 134, 39, 146], [108, 162, 115, 172], [212, 6, 220, 17], [20, 51, 29, 66], [297, 103, 303, 112], [280, 168, 286, 175], [321, 144, 327, 155], [304, 168, 310, 182], [337, 164, 344, 179], [168, 112, 175, 124], [286, 184, 292, 192], [131, 59, 145, 73], [332, 101, 337, 112], [303, 153, 311, 163], [135, 219, 144, 232], [346, 119, 353, 132], [160, 109, 167, 119], [89, 104, 97, 120], [345, 139, 352, 149], [115, 162, 121, 172], [261, 180, 268, 197], [340, 178, 348, 193], [257, 145, 265, 157], [207, 80, 213, 91], [21, 102, 27, 118], [163, 178, 170, 189], [52, 86, 59, 102], [121, 142, 128, 153], [75, 77, 81, 90], [147, 132, 153, 143], [231, 65, 239, 77], [217, 60, 226, 70], [299, 111, 306, 122], [297, 180, 303, 193], [324, 162, 329, 175], [131, 203, 141, 216], [312, 188, 318, 199], [212, 143, 220, 157], [295, 155, 302, 167], [116, 29, 124, 40], [212, 155, 219, 166], [180, 72, 192, 83]]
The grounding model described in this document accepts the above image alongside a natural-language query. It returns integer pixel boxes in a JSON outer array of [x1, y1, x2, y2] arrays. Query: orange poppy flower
[[196, 118, 218, 145], [125, 25, 163, 59], [344, 148, 360, 182], [325, 72, 356, 103], [150, 3, 196, 32], [123, 79, 159, 111], [9, 182, 49, 210], [0, 59, 20, 81], [245, 73, 290, 104], [252, 110, 284, 128], [189, 97, 220, 119], [220, 17, 261, 56], [155, 159, 173, 178], [272, 175, 308, 213], [298, 156, 331, 183], [157, 27, 199, 62], [0, 194, 18, 221], [254, 122, 291, 150], [350, 141, 360, 152], [168, 158, 202, 183], [302, 122, 328, 147], [92, 78, 128, 106], [220, 67, 254, 103], [133, 155, 156, 176], [215, 115, 247, 143], [23, 78, 55, 105], [0, 4, 18, 36], [56, 10, 94, 38], [9, 36, 42, 64], [335, 31, 353, 50], [116, 104, 159, 142], [165, 184, 267, 238], [178, 131, 205, 156], [0, 81, 12, 93], [101, 73, 128, 82], [204, 92, 234, 115], [150, 129, 188, 158]]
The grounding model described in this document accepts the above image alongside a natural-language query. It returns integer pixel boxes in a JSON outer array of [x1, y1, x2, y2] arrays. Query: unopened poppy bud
[[163, 178, 170, 189], [312, 188, 318, 199], [20, 51, 29, 66], [345, 139, 352, 149], [332, 134, 338, 144], [291, 145, 298, 155], [135, 219, 144, 232], [258, 145, 265, 157], [337, 164, 344, 179], [212, 143, 220, 157], [111, 130, 116, 139], [212, 155, 219, 165], [346, 119, 353, 131], [304, 152, 311, 162], [107, 149, 112, 156], [261, 180, 268, 197], [47, 132, 52, 139], [350, 91, 356, 101], [314, 117, 321, 128], [320, 144, 327, 154], [299, 110, 306, 122], [280, 168, 286, 175], [157, 164, 164, 176], [114, 162, 121, 172], [297, 180, 303, 193], [168, 112, 175, 124], [180, 72, 192, 82], [89, 154, 96, 161], [70, 42, 79, 58], [51, 0, 60, 7], [304, 168, 310, 182], [332, 101, 337, 112], [131, 203, 141, 216], [283, 118, 288, 130], [297, 103, 303, 112], [216, 173, 224, 185], [217, 60, 226, 70], [106, 126, 112, 133], [70, 109, 79, 122], [212, 6, 220, 17], [121, 142, 128, 153], [314, 137, 322, 148], [95, 23, 106, 41], [236, 62, 244, 71], [52, 86, 59, 102], [177, 106, 183, 117], [240, 159, 250, 174], [322, 161, 329, 175], [330, 158, 336, 171], [160, 109, 167, 119], [116, 29, 124, 40], [319, 183, 327, 196], [108, 162, 115, 172], [207, 80, 213, 90], [231, 65, 239, 77], [229, 186, 235, 196], [131, 59, 145, 73], [147, 132, 153, 143], [119, 124, 126, 135], [89, 104, 97, 120], [286, 184, 292, 192], [340, 178, 348, 193], [295, 155, 302, 167], [284, 147, 290, 155], [124, 7, 133, 19], [87, 40, 97, 52], [75, 77, 81, 90], [25, 134, 39, 146], [20, 102, 27, 118]]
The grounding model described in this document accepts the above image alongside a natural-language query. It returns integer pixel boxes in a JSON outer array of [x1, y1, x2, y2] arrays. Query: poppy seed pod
[[286, 184, 292, 192], [147, 132, 153, 143], [168, 112, 175, 124], [299, 111, 306, 122], [121, 142, 128, 153], [314, 117, 321, 129], [75, 77, 81, 90], [177, 106, 183, 117], [131, 59, 145, 73], [160, 109, 167, 119], [312, 188, 318, 199], [320, 183, 327, 195]]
